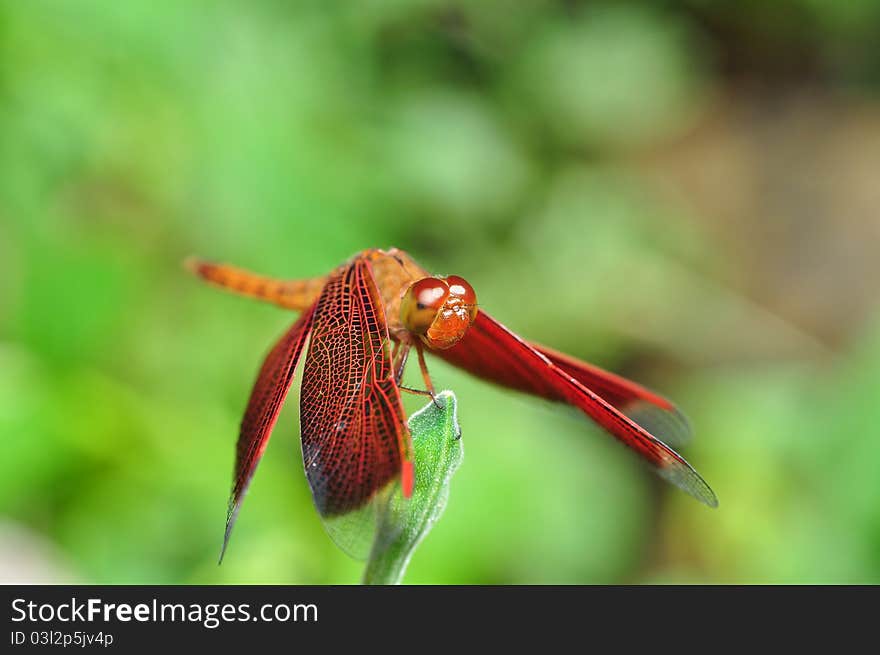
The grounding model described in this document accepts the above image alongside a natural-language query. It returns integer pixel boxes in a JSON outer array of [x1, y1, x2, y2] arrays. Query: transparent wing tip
[[218, 498, 242, 565], [656, 456, 719, 508], [625, 400, 694, 450]]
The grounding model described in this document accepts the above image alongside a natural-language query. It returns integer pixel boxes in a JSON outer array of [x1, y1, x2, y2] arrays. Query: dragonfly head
[[401, 276, 478, 350]]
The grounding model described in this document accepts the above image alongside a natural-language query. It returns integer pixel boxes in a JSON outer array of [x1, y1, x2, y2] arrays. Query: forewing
[[222, 304, 316, 561], [300, 259, 411, 520], [435, 311, 717, 507]]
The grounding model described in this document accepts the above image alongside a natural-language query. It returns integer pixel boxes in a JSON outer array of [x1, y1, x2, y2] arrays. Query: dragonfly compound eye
[[445, 275, 478, 324], [401, 277, 450, 336], [422, 275, 478, 350]]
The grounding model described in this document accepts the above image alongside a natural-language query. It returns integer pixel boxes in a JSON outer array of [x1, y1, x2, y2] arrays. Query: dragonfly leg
[[417, 345, 460, 437], [415, 344, 436, 396], [392, 342, 410, 385], [391, 342, 440, 407], [398, 344, 443, 409], [398, 384, 443, 409], [185, 257, 326, 311]]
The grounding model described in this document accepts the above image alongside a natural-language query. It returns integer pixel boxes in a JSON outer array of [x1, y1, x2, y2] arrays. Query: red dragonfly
[[188, 248, 717, 559]]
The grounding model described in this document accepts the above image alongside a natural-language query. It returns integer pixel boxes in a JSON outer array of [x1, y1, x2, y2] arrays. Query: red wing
[[532, 344, 692, 449], [434, 311, 717, 507], [221, 303, 316, 561], [299, 258, 413, 517]]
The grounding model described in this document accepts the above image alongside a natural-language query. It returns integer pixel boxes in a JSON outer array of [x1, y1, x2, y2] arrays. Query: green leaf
[[361, 390, 463, 585]]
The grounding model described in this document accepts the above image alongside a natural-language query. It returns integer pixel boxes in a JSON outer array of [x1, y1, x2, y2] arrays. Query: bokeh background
[[2, 0, 879, 584]]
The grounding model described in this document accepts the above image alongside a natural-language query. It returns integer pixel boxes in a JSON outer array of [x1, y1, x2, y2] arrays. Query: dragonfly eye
[[401, 277, 450, 335], [402, 275, 477, 350], [445, 275, 478, 323]]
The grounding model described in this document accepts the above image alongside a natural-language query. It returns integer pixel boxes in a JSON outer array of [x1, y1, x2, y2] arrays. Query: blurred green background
[[2, 0, 879, 584]]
